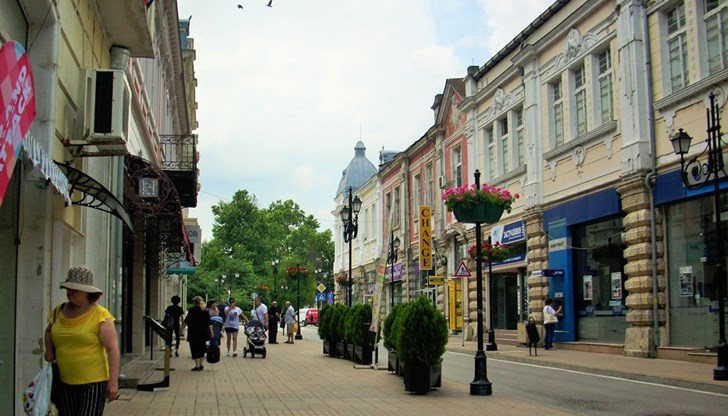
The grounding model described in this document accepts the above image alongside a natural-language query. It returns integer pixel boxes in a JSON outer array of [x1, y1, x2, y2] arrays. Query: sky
[[178, 0, 554, 241]]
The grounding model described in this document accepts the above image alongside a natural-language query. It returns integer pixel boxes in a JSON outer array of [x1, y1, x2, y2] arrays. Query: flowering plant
[[286, 266, 309, 279], [255, 283, 271, 292], [334, 273, 349, 285], [442, 184, 519, 213], [468, 242, 510, 262]]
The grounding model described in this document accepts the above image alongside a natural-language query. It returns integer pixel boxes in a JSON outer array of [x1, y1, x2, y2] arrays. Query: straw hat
[[59, 265, 103, 294]]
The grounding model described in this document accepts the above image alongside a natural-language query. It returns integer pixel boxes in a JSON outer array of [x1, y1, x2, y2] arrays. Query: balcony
[[160, 134, 198, 208]]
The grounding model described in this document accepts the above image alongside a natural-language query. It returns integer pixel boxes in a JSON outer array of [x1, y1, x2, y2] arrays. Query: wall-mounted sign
[[0, 40, 36, 208], [419, 205, 432, 270]]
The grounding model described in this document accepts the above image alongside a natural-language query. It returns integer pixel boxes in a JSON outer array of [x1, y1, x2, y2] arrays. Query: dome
[[336, 141, 377, 200]]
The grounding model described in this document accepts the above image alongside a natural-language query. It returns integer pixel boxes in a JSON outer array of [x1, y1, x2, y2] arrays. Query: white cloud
[[180, 0, 555, 240]]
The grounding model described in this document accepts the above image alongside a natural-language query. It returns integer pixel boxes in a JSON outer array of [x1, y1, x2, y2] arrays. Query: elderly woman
[[44, 265, 120, 416], [182, 296, 212, 371]]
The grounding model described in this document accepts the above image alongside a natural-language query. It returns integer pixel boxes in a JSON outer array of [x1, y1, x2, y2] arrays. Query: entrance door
[[491, 274, 518, 329]]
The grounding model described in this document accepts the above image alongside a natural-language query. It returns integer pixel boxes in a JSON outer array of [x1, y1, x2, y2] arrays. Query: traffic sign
[[453, 260, 471, 277], [428, 275, 444, 286], [317, 283, 326, 292]]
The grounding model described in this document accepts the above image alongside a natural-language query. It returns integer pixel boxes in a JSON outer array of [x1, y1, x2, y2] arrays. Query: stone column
[[524, 206, 549, 322], [619, 171, 666, 358]]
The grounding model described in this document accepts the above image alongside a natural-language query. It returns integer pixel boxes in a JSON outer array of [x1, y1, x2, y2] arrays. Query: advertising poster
[[611, 272, 622, 300], [583, 275, 593, 301], [679, 266, 693, 297]]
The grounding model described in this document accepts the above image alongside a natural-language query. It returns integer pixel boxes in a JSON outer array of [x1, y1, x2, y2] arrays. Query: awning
[[54, 161, 133, 230]]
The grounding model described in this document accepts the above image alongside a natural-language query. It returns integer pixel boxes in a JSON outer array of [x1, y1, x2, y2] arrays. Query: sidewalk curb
[[447, 346, 728, 395]]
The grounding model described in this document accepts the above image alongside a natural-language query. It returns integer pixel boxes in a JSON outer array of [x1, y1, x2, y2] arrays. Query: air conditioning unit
[[86, 69, 130, 145], [439, 175, 451, 189]]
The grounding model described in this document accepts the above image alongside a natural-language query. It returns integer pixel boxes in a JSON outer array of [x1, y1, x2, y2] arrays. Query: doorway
[[490, 273, 518, 329]]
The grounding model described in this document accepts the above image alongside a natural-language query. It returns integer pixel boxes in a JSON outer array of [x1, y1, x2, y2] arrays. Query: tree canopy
[[187, 190, 333, 313]]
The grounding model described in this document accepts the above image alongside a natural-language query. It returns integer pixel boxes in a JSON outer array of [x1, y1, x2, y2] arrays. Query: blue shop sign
[[491, 220, 526, 245]]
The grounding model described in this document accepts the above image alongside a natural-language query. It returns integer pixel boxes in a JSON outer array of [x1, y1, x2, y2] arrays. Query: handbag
[[292, 322, 299, 333]]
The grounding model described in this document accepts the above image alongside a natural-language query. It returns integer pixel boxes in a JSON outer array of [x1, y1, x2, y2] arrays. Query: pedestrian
[[181, 296, 212, 371], [223, 297, 247, 356], [268, 301, 281, 343], [208, 299, 224, 343], [164, 295, 185, 357], [43, 265, 121, 415], [543, 297, 562, 350], [284, 301, 296, 344], [252, 295, 269, 330]]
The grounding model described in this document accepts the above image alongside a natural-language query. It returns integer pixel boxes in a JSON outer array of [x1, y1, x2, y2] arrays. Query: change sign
[[419, 205, 432, 270]]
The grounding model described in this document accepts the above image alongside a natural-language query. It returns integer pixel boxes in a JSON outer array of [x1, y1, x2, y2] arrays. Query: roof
[[336, 141, 377, 199]]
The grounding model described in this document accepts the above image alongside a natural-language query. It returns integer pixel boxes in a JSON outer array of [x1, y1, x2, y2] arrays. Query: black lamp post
[[217, 274, 226, 301], [295, 263, 304, 340], [388, 231, 401, 311], [486, 235, 497, 352], [670, 92, 727, 381], [272, 258, 279, 300], [340, 186, 362, 307], [470, 170, 492, 395]]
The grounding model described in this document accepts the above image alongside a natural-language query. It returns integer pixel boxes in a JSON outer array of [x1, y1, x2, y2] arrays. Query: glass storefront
[[572, 217, 628, 343], [666, 195, 728, 349]]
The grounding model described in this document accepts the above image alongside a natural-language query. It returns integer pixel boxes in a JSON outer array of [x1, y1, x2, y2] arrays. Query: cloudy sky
[[178, 0, 553, 240]]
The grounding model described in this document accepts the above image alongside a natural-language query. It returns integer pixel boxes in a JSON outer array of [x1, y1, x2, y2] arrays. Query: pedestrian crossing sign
[[453, 260, 471, 277]]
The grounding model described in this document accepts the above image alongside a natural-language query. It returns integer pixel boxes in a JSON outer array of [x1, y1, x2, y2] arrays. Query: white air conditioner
[[439, 175, 451, 189], [86, 69, 130, 145]]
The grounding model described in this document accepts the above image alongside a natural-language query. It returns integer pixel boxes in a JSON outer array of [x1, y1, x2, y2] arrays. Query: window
[[552, 79, 564, 147], [393, 186, 401, 227], [705, 0, 728, 74], [452, 147, 463, 188], [499, 118, 509, 173], [425, 163, 434, 207], [667, 3, 689, 91], [574, 65, 588, 136], [413, 173, 422, 208], [362, 207, 368, 240], [597, 50, 614, 123], [515, 109, 525, 166], [385, 192, 392, 226], [486, 126, 496, 178]]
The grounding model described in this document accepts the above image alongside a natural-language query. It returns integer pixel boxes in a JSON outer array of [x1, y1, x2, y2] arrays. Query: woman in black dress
[[182, 296, 212, 371]]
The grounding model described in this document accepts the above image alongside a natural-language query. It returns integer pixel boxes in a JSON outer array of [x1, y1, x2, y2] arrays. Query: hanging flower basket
[[255, 283, 271, 292], [442, 184, 518, 224], [334, 273, 349, 286], [468, 242, 510, 263], [286, 266, 309, 280]]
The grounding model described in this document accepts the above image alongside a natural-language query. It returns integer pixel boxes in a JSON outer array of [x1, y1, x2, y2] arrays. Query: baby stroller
[[207, 315, 224, 364], [242, 319, 267, 358]]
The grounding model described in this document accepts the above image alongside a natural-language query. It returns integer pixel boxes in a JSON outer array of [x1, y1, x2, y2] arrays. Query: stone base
[[624, 326, 663, 358]]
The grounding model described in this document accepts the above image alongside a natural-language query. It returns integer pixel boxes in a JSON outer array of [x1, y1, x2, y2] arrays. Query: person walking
[[207, 299, 224, 346], [268, 301, 281, 343], [542, 298, 562, 350], [44, 265, 121, 415], [252, 296, 269, 330], [164, 295, 185, 357], [182, 296, 212, 371], [284, 301, 296, 344], [223, 297, 247, 356]]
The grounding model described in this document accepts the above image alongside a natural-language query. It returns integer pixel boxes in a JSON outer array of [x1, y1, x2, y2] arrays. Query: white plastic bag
[[23, 362, 53, 416]]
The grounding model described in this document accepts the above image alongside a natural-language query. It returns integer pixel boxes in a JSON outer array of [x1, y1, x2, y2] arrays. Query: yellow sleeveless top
[[49, 304, 114, 385]]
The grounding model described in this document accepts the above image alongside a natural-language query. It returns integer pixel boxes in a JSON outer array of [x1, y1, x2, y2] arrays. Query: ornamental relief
[[553, 28, 600, 72], [482, 88, 519, 124]]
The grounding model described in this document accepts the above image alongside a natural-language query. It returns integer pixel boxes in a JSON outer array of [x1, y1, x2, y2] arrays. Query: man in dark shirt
[[164, 295, 185, 357], [268, 301, 281, 343]]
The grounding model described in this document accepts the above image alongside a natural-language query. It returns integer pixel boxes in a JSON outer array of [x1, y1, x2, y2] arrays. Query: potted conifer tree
[[345, 304, 377, 365], [382, 302, 405, 374], [397, 296, 448, 394]]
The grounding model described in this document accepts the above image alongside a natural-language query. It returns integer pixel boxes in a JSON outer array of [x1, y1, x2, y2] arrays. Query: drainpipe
[[641, 0, 661, 353]]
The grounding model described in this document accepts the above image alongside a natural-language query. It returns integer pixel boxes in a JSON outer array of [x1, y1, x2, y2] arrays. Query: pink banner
[[0, 40, 36, 208]]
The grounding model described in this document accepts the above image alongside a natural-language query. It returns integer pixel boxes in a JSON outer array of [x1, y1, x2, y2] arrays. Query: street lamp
[[670, 92, 727, 381], [340, 186, 362, 307], [217, 274, 226, 301], [388, 231, 401, 311], [470, 170, 492, 396], [272, 258, 279, 300], [295, 263, 304, 340]]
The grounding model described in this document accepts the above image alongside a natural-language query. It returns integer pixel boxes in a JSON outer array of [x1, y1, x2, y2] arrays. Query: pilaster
[[524, 206, 549, 321]]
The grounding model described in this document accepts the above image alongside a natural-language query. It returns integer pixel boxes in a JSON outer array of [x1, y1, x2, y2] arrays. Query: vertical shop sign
[[0, 40, 36, 207], [610, 272, 622, 300], [419, 205, 432, 270], [679, 266, 693, 297]]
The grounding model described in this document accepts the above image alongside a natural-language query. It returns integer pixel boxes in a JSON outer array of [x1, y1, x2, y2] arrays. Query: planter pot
[[403, 363, 442, 394], [452, 202, 504, 224], [346, 343, 355, 361], [354, 345, 373, 365], [323, 340, 330, 355], [387, 350, 398, 373], [336, 341, 345, 357]]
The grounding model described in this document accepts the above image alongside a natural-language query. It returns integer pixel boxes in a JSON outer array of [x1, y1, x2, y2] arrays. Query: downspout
[[641, 0, 661, 353]]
